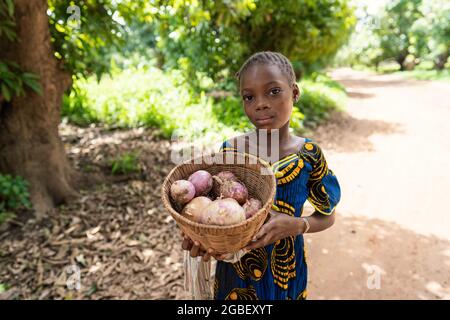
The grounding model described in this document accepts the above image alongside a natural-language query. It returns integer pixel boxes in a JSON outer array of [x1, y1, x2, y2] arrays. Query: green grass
[[393, 69, 450, 81], [109, 151, 141, 175], [0, 283, 10, 293], [351, 63, 450, 81], [0, 211, 16, 226]]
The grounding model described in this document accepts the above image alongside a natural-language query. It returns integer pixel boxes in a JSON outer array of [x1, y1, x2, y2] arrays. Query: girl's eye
[[243, 95, 253, 102], [270, 88, 281, 95]]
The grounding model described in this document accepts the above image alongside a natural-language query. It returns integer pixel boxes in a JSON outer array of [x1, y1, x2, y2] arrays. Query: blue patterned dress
[[214, 138, 341, 300]]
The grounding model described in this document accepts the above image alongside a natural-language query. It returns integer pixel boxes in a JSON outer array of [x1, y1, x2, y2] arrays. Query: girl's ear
[[292, 83, 300, 102]]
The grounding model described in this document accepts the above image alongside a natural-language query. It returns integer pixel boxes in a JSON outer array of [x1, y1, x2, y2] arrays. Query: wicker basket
[[161, 151, 276, 253]]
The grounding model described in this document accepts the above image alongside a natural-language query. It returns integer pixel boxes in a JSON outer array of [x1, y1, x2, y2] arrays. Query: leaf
[[3, 1, 13, 17], [85, 283, 98, 297], [5, 60, 20, 69], [0, 283, 10, 294], [1, 83, 11, 101], [6, 0, 14, 17], [22, 76, 43, 96]]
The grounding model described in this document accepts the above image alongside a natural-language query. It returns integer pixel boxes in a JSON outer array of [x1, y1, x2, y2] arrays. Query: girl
[[181, 51, 341, 300]]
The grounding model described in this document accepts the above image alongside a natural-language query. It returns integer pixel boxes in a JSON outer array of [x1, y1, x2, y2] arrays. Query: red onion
[[243, 198, 262, 219], [202, 198, 245, 226], [170, 180, 195, 205], [188, 170, 213, 197], [182, 196, 212, 222], [217, 180, 248, 205], [212, 171, 238, 196]]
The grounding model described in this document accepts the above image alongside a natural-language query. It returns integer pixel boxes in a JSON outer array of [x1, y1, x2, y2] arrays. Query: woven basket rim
[[161, 151, 276, 230]]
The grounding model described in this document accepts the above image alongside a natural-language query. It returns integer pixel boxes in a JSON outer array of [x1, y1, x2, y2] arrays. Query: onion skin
[[170, 180, 195, 205], [182, 196, 212, 222], [212, 171, 238, 196], [218, 180, 248, 205], [188, 170, 213, 197], [243, 198, 262, 219], [216, 171, 237, 182], [202, 198, 245, 226]]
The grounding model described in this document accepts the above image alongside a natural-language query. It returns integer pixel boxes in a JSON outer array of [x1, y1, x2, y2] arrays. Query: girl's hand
[[181, 232, 229, 262], [243, 210, 303, 251]]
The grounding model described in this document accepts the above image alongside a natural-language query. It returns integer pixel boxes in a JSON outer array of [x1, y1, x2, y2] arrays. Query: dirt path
[[305, 68, 450, 299]]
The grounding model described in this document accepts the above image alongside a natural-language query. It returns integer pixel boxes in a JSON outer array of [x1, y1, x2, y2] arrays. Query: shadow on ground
[[312, 111, 403, 153]]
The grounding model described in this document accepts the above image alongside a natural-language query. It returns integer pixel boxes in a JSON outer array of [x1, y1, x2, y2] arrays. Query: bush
[[295, 74, 346, 128], [62, 67, 240, 144], [62, 68, 346, 143], [0, 174, 31, 224]]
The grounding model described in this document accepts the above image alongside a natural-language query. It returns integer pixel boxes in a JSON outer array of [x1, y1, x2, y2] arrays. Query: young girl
[[181, 51, 341, 300]]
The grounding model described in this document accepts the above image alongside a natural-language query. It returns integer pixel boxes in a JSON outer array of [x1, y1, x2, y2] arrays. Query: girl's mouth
[[256, 116, 274, 125]]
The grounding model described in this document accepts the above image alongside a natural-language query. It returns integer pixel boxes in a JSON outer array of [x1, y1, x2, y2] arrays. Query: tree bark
[[0, 0, 78, 218], [434, 51, 449, 71], [396, 50, 408, 71]]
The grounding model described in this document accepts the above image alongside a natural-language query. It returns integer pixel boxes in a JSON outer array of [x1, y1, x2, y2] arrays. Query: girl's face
[[240, 64, 299, 130]]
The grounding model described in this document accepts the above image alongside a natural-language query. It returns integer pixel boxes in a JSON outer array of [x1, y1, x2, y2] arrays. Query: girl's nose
[[255, 97, 270, 111]]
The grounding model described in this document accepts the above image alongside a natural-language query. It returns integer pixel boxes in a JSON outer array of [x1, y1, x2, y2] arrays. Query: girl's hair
[[235, 51, 296, 87]]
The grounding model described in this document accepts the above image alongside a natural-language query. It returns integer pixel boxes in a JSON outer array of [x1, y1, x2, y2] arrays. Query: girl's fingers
[[246, 233, 270, 251], [190, 241, 201, 257], [182, 237, 193, 251], [181, 239, 191, 250], [253, 224, 270, 241], [215, 253, 229, 260], [202, 249, 213, 262]]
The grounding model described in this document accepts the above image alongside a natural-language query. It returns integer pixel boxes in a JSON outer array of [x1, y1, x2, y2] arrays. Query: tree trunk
[[0, 0, 78, 218], [396, 51, 408, 71], [434, 51, 449, 71]]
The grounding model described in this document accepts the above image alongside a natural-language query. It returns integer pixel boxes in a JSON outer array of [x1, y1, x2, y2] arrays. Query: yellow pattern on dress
[[271, 236, 296, 289], [225, 285, 258, 300], [232, 247, 268, 281]]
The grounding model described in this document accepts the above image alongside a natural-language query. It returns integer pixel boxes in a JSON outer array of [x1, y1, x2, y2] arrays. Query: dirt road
[[306, 68, 450, 299]]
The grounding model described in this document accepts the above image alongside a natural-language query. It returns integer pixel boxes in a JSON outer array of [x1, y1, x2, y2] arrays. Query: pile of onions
[[170, 170, 263, 226]]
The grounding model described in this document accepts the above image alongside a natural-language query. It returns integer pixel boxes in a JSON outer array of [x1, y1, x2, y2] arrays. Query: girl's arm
[[243, 209, 335, 251], [298, 210, 335, 234]]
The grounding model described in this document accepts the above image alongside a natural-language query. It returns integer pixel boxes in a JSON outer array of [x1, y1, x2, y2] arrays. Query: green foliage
[[0, 211, 16, 226], [211, 96, 252, 131], [0, 0, 15, 41], [109, 152, 140, 175], [0, 174, 31, 217], [392, 69, 450, 81], [151, 0, 355, 85], [0, 1, 43, 101], [411, 0, 450, 69], [63, 67, 345, 140], [47, 0, 128, 79], [0, 61, 43, 101], [296, 74, 346, 128], [62, 82, 99, 126], [62, 67, 239, 141], [376, 0, 423, 68], [337, 0, 449, 71]]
